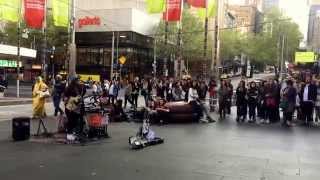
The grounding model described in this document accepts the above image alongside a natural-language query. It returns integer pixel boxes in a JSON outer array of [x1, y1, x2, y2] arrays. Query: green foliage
[[153, 9, 212, 61], [220, 7, 303, 66]]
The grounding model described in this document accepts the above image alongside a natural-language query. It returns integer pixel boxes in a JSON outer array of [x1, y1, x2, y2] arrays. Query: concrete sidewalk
[[0, 97, 32, 106]]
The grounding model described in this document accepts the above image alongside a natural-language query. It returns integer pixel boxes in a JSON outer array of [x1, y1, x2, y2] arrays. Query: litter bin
[[12, 117, 30, 141]]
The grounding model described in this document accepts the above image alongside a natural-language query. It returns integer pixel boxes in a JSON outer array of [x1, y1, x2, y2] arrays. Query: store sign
[[119, 56, 126, 65], [78, 16, 101, 28], [0, 60, 22, 68], [0, 44, 37, 58], [32, 65, 42, 69]]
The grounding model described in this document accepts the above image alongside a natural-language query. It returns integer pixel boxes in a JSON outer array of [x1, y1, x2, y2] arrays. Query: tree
[[248, 8, 303, 65], [153, 8, 212, 61], [219, 7, 303, 68]]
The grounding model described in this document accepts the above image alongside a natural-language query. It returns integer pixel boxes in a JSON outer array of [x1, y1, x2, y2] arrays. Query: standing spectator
[[315, 80, 320, 125], [247, 81, 258, 123], [218, 80, 229, 119], [173, 82, 183, 101], [52, 75, 66, 116], [141, 79, 152, 106], [166, 78, 174, 102], [157, 80, 165, 99], [108, 81, 115, 104], [281, 80, 297, 127], [92, 81, 98, 96], [132, 78, 140, 108], [124, 80, 133, 109], [299, 76, 317, 126], [235, 80, 247, 122], [226, 79, 233, 115], [264, 79, 278, 124], [198, 80, 208, 101], [257, 81, 267, 122]]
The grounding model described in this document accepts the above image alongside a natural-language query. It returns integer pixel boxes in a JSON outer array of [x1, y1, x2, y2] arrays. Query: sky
[[228, 0, 310, 42]]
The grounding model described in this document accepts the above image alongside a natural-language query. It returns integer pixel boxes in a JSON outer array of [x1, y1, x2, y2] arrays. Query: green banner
[[197, 0, 217, 19], [0, 60, 21, 68], [146, 0, 166, 14], [0, 0, 20, 22], [52, 0, 69, 27]]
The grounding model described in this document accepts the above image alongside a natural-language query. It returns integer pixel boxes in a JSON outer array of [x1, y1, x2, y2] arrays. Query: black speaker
[[12, 117, 30, 141]]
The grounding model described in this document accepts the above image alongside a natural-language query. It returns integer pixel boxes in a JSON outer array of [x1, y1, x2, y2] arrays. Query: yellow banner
[[79, 74, 100, 82], [295, 52, 316, 63]]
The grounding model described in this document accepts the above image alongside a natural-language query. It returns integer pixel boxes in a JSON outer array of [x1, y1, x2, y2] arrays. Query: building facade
[[307, 5, 320, 53], [75, 0, 159, 80], [262, 0, 279, 12], [228, 5, 259, 33]]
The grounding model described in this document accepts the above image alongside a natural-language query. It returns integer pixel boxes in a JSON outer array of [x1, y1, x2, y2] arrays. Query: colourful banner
[[52, 0, 69, 27], [146, 0, 166, 14], [0, 0, 20, 22], [163, 0, 182, 22], [187, 0, 206, 8], [24, 0, 45, 29], [197, 0, 216, 19], [295, 52, 316, 63]]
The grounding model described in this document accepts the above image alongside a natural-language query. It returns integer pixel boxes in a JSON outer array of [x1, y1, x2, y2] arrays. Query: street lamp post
[[69, 0, 77, 77]]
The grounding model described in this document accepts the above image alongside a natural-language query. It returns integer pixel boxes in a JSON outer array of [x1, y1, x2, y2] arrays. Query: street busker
[[281, 80, 297, 127], [52, 75, 66, 116], [32, 76, 49, 118], [264, 79, 278, 124], [64, 75, 86, 140], [299, 76, 317, 126], [236, 80, 247, 122], [188, 81, 215, 122], [247, 81, 258, 123], [218, 80, 229, 119]]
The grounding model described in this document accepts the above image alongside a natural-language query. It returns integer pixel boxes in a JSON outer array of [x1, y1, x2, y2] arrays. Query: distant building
[[308, 0, 320, 5], [75, 0, 159, 79], [262, 0, 279, 11], [307, 5, 320, 53], [228, 5, 260, 33]]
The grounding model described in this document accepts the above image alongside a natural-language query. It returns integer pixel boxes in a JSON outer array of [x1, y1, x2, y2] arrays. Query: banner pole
[[16, 0, 22, 98]]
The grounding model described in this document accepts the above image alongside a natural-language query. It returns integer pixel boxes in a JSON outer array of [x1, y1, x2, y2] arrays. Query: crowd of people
[[31, 72, 320, 140], [232, 75, 320, 127]]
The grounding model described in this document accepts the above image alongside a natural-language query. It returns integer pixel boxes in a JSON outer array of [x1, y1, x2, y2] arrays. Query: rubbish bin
[[12, 117, 30, 141]]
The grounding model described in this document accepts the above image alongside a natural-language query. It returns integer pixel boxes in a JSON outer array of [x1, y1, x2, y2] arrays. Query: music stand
[[33, 116, 49, 136]]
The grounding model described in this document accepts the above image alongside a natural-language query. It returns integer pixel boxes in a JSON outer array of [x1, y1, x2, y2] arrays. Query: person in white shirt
[[188, 81, 215, 123]]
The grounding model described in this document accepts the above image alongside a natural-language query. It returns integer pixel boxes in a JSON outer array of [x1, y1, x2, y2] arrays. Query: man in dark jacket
[[52, 75, 66, 116], [299, 76, 317, 125]]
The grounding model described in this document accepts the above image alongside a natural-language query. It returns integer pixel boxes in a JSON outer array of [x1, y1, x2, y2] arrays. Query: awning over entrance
[[0, 44, 37, 58]]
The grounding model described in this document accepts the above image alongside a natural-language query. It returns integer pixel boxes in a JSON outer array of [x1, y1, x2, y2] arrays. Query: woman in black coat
[[236, 80, 247, 122], [247, 81, 258, 123]]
